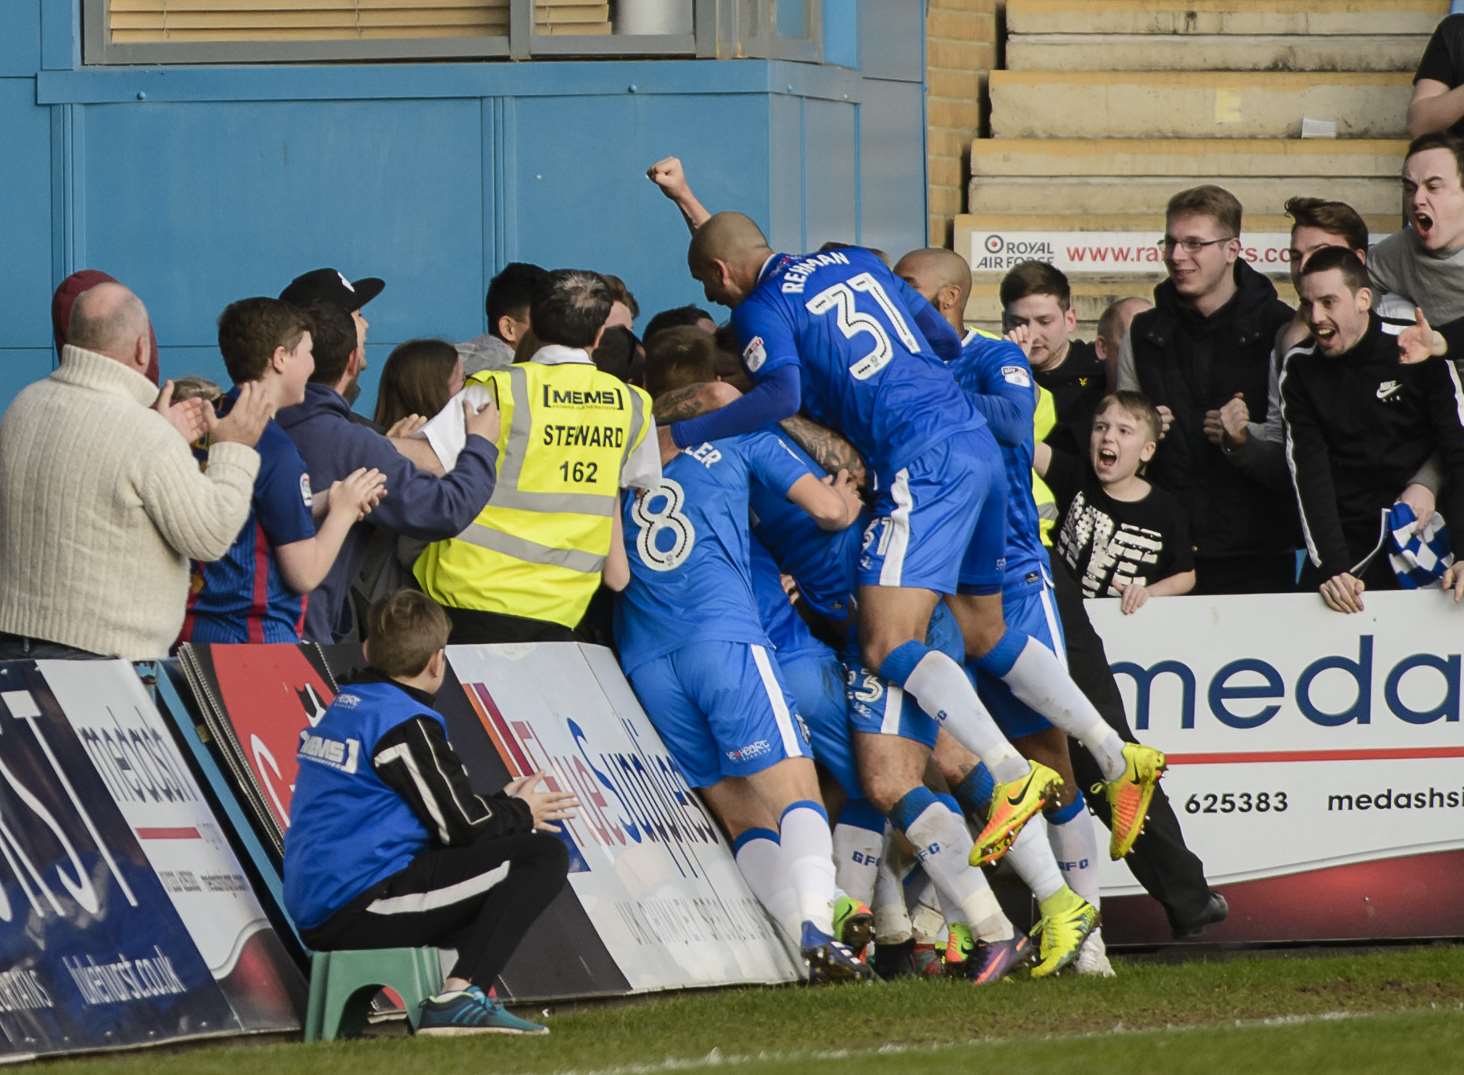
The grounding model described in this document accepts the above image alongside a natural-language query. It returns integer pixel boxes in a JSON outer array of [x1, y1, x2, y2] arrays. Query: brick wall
[[926, 0, 998, 246]]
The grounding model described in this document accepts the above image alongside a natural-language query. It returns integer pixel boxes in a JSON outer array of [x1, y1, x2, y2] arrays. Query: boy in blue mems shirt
[[284, 590, 578, 1035]]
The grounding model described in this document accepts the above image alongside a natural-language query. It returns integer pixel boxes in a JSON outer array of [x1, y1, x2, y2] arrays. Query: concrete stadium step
[[990, 71, 1413, 139], [968, 175, 1398, 215], [1005, 0, 1447, 37], [969, 138, 1408, 179], [1006, 33, 1428, 72], [964, 277, 1301, 329]]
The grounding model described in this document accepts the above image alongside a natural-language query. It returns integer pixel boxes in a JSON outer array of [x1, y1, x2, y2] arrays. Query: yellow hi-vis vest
[[1032, 386, 1059, 547], [415, 359, 651, 628]]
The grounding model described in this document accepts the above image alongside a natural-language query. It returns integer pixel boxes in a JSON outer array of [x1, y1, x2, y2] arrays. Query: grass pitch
[[39, 944, 1464, 1074]]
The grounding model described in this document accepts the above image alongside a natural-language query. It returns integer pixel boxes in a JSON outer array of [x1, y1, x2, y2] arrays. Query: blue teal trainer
[[416, 985, 549, 1036]]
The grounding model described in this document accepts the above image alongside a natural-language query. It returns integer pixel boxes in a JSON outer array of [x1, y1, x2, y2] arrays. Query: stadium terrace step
[[1006, 33, 1428, 73], [968, 138, 1408, 179], [967, 175, 1399, 216], [990, 70, 1413, 139], [1005, 0, 1448, 37], [964, 277, 1302, 332]]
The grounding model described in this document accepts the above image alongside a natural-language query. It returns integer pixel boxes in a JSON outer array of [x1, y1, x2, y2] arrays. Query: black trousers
[[302, 832, 569, 987], [1050, 562, 1214, 928], [1192, 552, 1298, 596], [444, 606, 579, 645]]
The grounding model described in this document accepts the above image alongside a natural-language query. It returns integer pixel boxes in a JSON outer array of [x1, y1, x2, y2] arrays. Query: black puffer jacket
[[1126, 261, 1297, 560]]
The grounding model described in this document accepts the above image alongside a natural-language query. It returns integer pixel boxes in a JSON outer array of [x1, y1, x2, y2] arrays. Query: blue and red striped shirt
[[182, 389, 317, 644]]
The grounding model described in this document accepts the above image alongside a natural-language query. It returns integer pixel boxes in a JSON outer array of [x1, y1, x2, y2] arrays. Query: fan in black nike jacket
[[1281, 251, 1464, 611]]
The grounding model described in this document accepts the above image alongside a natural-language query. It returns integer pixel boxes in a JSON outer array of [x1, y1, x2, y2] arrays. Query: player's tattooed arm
[[652, 381, 741, 424], [779, 415, 868, 490]]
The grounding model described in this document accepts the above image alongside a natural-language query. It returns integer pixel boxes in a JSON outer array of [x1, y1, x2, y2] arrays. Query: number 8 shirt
[[615, 433, 815, 788]]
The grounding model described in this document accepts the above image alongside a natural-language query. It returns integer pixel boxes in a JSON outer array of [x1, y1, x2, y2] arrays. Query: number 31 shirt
[[732, 246, 981, 484], [614, 432, 812, 674]]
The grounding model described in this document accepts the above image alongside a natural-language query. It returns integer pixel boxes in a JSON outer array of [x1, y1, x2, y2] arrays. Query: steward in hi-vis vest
[[415, 341, 660, 638]]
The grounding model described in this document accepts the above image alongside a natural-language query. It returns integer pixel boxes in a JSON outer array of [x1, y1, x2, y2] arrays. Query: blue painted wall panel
[[0, 351, 57, 409], [0, 78, 54, 350], [767, 93, 805, 252], [0, 4, 931, 412], [802, 98, 858, 250], [78, 98, 485, 352], [0, 2, 40, 76], [509, 92, 769, 326], [858, 78, 926, 260]]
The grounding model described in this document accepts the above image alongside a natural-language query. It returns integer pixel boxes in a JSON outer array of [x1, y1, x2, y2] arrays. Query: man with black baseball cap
[[276, 274, 502, 646], [281, 268, 383, 401]]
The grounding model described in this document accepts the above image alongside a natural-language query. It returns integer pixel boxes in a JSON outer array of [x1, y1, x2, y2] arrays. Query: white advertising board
[[1089, 591, 1464, 923], [446, 643, 801, 991], [43, 661, 279, 982], [968, 231, 1294, 276]]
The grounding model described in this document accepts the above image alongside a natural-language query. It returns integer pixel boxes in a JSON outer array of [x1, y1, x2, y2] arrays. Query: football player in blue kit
[[652, 332, 1041, 984], [657, 213, 1063, 900], [612, 356, 872, 983], [895, 247, 1169, 976]]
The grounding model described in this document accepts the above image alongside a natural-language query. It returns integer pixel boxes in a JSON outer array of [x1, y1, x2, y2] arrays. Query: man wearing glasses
[[1116, 185, 1298, 595]]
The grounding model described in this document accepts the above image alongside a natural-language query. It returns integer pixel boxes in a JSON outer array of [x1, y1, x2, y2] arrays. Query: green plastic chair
[[304, 947, 443, 1041]]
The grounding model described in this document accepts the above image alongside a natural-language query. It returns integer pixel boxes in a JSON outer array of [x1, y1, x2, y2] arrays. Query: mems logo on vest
[[543, 385, 624, 409]]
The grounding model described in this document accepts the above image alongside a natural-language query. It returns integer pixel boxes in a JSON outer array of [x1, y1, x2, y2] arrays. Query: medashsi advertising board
[[1091, 591, 1464, 942]]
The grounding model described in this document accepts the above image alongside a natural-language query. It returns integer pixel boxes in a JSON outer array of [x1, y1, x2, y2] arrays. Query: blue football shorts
[[628, 640, 810, 789], [777, 640, 863, 798], [842, 600, 965, 748], [858, 426, 1006, 596], [972, 570, 1069, 739]]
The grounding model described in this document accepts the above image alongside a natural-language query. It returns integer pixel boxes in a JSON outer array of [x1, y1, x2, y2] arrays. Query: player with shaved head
[[649, 162, 1169, 958]]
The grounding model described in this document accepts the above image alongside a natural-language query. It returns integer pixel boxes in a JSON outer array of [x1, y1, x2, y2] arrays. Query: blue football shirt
[[749, 533, 824, 659], [748, 434, 862, 621], [732, 247, 982, 484], [183, 390, 316, 644], [615, 432, 811, 673], [948, 329, 1052, 589]]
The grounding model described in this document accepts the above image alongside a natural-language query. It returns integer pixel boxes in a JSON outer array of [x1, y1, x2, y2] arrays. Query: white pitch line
[[544, 1007, 1459, 1075]]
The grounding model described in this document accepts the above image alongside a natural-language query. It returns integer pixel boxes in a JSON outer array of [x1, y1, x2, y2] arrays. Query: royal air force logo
[[744, 336, 767, 373]]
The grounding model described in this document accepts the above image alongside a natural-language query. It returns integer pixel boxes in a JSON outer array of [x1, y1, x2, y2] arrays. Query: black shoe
[[873, 938, 916, 979], [1171, 891, 1228, 940]]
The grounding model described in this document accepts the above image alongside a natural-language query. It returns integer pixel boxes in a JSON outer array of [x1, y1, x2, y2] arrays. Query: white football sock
[[904, 651, 1026, 781], [1000, 814, 1066, 902], [832, 821, 882, 908], [898, 794, 1012, 941], [1001, 639, 1127, 780], [733, 830, 800, 950], [779, 802, 837, 936], [1048, 797, 1102, 908], [873, 826, 914, 943]]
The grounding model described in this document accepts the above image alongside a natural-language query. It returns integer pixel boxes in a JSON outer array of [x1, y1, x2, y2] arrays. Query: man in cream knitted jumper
[[0, 283, 270, 660]]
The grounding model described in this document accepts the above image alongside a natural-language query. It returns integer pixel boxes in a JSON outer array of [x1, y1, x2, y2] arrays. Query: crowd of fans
[[9, 22, 1464, 1030]]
